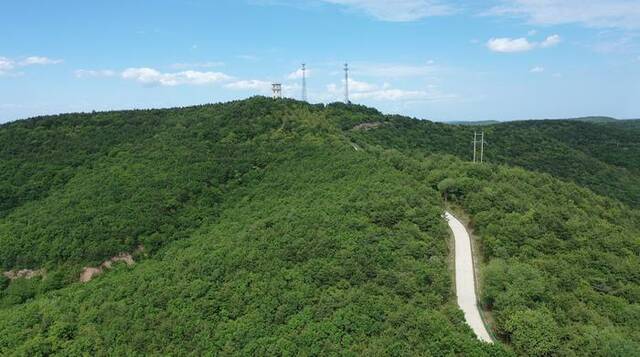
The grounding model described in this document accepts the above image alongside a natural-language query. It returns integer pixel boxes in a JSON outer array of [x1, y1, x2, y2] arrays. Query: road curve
[[445, 211, 493, 343]]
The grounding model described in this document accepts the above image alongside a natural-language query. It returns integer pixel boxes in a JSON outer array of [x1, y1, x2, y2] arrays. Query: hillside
[[566, 116, 619, 123], [448, 116, 621, 126], [349, 116, 640, 207], [1, 98, 639, 356]]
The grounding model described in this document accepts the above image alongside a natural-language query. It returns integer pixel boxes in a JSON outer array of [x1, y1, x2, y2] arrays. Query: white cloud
[[327, 78, 383, 93], [20, 56, 63, 65], [326, 78, 455, 102], [77, 65, 274, 92], [487, 37, 536, 52], [121, 68, 232, 86], [282, 83, 302, 98], [288, 68, 311, 80], [540, 34, 561, 48], [75, 69, 117, 78], [527, 29, 538, 36], [225, 79, 272, 91], [348, 78, 379, 92], [0, 55, 62, 75], [351, 87, 454, 101], [326, 79, 379, 96], [0, 57, 15, 74], [530, 66, 545, 73], [487, 34, 561, 52], [488, 0, 640, 29], [320, 0, 454, 22]]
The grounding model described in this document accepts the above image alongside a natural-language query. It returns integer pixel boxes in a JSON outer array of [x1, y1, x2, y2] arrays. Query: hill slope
[[349, 116, 640, 207], [1, 98, 639, 355]]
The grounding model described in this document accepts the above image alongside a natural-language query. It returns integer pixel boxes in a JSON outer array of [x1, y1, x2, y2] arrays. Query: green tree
[[504, 309, 560, 356]]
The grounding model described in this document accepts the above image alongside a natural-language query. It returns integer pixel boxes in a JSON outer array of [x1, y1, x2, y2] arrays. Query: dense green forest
[[349, 116, 640, 207], [1, 97, 639, 355]]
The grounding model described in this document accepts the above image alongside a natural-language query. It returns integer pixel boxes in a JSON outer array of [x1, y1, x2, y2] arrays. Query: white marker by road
[[445, 211, 493, 343]]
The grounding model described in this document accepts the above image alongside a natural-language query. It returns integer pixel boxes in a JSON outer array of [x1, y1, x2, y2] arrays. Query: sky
[[1, 0, 639, 123]]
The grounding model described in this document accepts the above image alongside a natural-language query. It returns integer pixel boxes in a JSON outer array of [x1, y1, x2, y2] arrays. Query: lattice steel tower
[[344, 63, 350, 104], [301, 64, 307, 102]]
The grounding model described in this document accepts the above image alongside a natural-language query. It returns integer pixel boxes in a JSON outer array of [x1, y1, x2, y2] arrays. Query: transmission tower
[[344, 63, 350, 104], [472, 131, 486, 163], [480, 131, 485, 163], [473, 132, 477, 163], [301, 63, 307, 102]]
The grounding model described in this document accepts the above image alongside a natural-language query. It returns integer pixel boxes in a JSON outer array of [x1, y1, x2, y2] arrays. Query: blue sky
[[1, 0, 639, 123]]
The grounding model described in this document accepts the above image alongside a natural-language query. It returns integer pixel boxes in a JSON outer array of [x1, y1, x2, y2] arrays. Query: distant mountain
[[449, 116, 623, 126], [566, 116, 619, 123], [447, 120, 501, 126]]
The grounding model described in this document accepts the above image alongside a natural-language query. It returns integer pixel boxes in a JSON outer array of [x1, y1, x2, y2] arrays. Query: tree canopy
[[1, 97, 638, 355]]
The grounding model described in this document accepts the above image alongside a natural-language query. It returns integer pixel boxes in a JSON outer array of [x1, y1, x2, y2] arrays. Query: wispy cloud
[[314, 0, 455, 21], [121, 68, 233, 86], [20, 56, 63, 65], [75, 69, 117, 78], [487, 0, 640, 29], [327, 78, 455, 102], [0, 55, 62, 75], [591, 32, 639, 54], [352, 87, 455, 101], [487, 35, 561, 53], [487, 37, 536, 52], [78, 65, 278, 92], [540, 34, 561, 48], [225, 79, 272, 91], [0, 57, 14, 74], [530, 66, 545, 73], [254, 0, 455, 21], [287, 67, 311, 80]]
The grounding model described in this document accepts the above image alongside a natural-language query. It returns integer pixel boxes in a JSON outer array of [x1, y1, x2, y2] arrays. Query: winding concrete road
[[445, 211, 493, 343]]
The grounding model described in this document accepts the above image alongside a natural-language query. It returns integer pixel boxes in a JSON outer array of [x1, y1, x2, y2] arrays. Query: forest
[[347, 113, 640, 208], [1, 97, 638, 356]]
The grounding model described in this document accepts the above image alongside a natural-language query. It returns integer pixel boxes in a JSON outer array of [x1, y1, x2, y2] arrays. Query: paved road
[[445, 211, 493, 343]]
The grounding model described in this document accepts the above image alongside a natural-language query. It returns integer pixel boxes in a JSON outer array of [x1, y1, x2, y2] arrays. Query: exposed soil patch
[[80, 248, 142, 283], [3, 269, 46, 281]]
